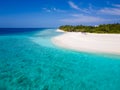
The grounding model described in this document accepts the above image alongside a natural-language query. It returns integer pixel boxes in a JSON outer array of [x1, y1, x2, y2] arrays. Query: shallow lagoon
[[0, 28, 120, 90]]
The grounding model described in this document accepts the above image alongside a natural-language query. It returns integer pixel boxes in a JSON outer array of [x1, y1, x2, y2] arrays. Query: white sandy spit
[[56, 29, 65, 32], [52, 31, 120, 54]]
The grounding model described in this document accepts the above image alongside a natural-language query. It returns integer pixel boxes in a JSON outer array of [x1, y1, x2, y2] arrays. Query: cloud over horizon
[[60, 14, 108, 24], [99, 4, 120, 15]]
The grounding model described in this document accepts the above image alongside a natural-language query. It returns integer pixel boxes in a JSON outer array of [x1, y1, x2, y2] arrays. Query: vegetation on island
[[59, 23, 120, 33]]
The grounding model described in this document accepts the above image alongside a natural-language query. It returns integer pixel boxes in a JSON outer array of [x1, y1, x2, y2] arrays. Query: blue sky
[[0, 0, 120, 27]]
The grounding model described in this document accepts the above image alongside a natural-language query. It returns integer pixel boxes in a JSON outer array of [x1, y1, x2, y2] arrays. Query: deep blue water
[[0, 28, 120, 90], [0, 28, 47, 35]]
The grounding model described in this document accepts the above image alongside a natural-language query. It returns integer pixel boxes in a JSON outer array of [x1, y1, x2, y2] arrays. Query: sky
[[0, 0, 120, 28]]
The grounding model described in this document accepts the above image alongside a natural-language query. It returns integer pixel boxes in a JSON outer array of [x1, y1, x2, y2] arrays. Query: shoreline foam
[[52, 31, 120, 55]]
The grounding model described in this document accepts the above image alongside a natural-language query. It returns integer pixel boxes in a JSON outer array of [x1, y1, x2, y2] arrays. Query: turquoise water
[[0, 28, 120, 90]]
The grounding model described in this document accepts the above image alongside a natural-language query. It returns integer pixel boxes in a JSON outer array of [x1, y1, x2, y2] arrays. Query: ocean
[[0, 28, 120, 90]]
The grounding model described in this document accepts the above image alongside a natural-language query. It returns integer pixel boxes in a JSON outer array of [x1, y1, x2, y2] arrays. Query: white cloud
[[100, 7, 120, 15], [60, 3, 120, 24], [53, 8, 66, 12], [60, 14, 107, 23], [99, 4, 120, 15], [68, 1, 92, 13], [67, 2, 120, 16], [43, 8, 65, 13], [68, 1, 80, 10], [112, 4, 120, 8], [43, 8, 51, 12]]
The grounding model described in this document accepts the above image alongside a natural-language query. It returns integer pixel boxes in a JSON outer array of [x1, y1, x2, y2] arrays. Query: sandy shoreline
[[56, 29, 65, 32], [52, 29, 120, 55]]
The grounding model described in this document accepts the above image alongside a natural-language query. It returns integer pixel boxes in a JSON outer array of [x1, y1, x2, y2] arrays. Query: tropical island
[[52, 23, 120, 54], [59, 23, 120, 33]]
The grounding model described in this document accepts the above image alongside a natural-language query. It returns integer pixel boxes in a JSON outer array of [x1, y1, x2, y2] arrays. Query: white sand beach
[[56, 29, 65, 32], [52, 29, 120, 54]]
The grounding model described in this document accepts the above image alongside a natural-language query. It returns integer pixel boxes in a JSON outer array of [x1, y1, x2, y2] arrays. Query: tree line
[[59, 23, 120, 33]]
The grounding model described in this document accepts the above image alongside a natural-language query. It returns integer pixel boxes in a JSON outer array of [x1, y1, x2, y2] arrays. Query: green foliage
[[59, 23, 120, 33]]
